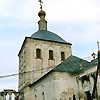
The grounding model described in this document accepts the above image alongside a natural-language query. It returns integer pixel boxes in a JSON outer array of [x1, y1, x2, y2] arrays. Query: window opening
[[61, 52, 65, 61], [36, 49, 41, 58], [42, 92, 45, 100], [49, 50, 53, 60]]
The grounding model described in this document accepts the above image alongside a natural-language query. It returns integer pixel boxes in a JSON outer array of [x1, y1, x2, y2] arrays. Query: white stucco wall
[[18, 38, 72, 91], [27, 71, 79, 100]]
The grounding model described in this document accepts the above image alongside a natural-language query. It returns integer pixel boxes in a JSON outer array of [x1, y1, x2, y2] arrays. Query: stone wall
[[18, 38, 72, 91]]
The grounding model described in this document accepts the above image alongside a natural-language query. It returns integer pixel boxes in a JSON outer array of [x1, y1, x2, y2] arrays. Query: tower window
[[36, 49, 41, 58], [61, 52, 65, 61], [49, 50, 53, 60], [42, 92, 45, 100], [35, 95, 37, 100]]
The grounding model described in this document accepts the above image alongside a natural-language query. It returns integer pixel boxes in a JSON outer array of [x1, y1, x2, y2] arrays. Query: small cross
[[39, 0, 43, 9]]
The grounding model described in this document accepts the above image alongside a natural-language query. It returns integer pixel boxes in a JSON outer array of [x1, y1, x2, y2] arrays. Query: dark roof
[[53, 55, 90, 73], [89, 58, 97, 68], [31, 30, 71, 44]]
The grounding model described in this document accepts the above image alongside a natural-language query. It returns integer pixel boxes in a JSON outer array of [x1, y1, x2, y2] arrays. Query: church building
[[17, 2, 100, 100]]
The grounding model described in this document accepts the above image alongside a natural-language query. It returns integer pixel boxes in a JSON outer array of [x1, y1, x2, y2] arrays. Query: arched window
[[61, 52, 65, 61], [49, 50, 53, 60], [42, 92, 45, 100], [36, 49, 41, 58]]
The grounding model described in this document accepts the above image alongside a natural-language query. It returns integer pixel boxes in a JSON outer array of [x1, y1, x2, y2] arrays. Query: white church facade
[[0, 2, 100, 100], [17, 5, 100, 100]]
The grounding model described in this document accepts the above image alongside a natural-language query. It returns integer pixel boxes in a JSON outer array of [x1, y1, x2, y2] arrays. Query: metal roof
[[90, 58, 97, 66], [31, 30, 71, 44], [53, 55, 90, 73]]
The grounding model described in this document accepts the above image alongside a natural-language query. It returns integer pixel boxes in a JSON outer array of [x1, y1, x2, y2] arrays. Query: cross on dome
[[39, 0, 43, 10], [38, 0, 47, 31]]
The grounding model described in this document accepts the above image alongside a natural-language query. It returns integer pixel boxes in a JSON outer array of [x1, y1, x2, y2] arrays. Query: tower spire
[[38, 0, 47, 31]]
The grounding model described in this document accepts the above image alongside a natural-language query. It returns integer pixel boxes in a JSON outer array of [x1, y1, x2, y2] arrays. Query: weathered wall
[[18, 38, 72, 91]]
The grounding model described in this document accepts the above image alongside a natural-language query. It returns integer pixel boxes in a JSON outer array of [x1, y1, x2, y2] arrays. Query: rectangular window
[[61, 52, 65, 61], [49, 50, 53, 60], [42, 92, 45, 100], [36, 49, 41, 58]]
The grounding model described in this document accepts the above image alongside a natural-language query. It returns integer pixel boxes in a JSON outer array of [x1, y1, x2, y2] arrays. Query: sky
[[0, 0, 100, 91]]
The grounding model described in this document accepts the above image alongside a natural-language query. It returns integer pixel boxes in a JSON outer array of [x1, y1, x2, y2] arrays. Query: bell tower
[[18, 1, 72, 99]]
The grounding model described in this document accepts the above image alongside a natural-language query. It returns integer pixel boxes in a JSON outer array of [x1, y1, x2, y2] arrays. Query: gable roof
[[53, 55, 90, 73], [31, 30, 71, 45]]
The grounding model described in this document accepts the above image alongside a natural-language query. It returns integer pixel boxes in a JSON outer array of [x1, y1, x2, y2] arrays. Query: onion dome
[[38, 9, 46, 17], [38, 9, 47, 30]]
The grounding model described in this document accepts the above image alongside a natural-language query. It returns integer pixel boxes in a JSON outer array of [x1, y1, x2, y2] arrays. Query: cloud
[[0, 76, 18, 91], [0, 0, 17, 17], [0, 0, 38, 21], [50, 21, 100, 44], [47, 20, 100, 58], [0, 0, 100, 22], [42, 0, 100, 22], [0, 0, 100, 92]]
